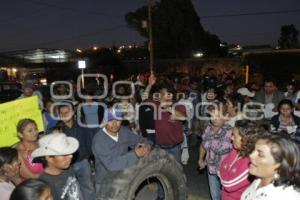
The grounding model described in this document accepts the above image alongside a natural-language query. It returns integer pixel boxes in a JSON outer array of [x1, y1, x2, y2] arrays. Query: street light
[[194, 52, 204, 58], [78, 60, 86, 88]]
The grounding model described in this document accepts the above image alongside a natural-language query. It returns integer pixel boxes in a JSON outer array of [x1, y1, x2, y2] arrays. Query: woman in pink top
[[16, 119, 44, 179], [219, 120, 260, 200]]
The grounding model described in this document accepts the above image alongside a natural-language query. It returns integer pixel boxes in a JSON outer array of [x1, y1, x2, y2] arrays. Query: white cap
[[32, 133, 79, 158], [237, 88, 255, 97]]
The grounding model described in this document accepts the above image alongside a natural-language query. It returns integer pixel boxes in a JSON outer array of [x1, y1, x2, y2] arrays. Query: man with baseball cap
[[92, 106, 152, 195], [32, 133, 83, 200]]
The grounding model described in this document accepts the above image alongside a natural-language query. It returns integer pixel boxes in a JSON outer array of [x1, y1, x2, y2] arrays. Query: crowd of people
[[1, 68, 300, 200]]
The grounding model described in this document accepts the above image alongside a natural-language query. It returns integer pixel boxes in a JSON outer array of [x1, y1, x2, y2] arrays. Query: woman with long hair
[[15, 119, 44, 179]]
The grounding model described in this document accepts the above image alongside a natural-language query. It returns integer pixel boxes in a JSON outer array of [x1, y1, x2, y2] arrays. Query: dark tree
[[125, 0, 224, 58], [278, 24, 299, 49]]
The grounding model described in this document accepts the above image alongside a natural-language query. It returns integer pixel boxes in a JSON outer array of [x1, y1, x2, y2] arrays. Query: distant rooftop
[[242, 45, 273, 49], [0, 48, 77, 64]]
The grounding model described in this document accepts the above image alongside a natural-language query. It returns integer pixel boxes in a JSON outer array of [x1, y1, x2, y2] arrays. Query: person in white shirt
[[225, 93, 244, 127], [241, 133, 300, 200]]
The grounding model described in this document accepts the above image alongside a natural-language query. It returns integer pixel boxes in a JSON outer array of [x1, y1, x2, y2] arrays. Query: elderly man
[[92, 106, 152, 195]]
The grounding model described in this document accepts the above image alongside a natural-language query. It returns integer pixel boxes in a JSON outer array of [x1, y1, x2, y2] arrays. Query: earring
[[274, 173, 280, 180]]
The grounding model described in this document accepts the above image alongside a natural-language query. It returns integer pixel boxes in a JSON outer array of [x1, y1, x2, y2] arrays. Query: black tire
[[97, 148, 187, 200]]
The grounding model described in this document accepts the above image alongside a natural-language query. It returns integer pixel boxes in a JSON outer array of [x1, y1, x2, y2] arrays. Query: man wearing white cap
[[237, 87, 255, 100], [32, 133, 83, 200], [237, 87, 264, 120], [92, 106, 152, 195]]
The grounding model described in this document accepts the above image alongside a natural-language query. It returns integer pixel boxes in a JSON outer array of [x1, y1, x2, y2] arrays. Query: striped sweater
[[219, 149, 251, 200]]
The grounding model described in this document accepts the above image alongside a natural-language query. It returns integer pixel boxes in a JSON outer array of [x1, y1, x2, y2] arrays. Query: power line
[[225, 32, 273, 38], [200, 9, 300, 19], [2, 3, 299, 51]]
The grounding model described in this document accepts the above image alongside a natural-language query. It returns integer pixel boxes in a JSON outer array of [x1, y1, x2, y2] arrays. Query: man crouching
[[92, 106, 152, 195]]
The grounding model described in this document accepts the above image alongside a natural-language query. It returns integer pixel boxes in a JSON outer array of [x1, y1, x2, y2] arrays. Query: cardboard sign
[[0, 96, 44, 147]]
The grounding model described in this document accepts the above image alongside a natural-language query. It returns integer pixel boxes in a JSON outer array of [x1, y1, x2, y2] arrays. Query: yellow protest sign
[[0, 96, 44, 147]]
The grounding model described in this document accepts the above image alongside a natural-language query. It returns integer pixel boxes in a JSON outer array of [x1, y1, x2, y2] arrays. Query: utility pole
[[245, 65, 249, 84], [148, 0, 154, 74]]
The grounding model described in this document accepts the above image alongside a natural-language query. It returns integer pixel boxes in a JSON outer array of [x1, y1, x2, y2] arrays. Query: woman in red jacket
[[219, 120, 260, 200]]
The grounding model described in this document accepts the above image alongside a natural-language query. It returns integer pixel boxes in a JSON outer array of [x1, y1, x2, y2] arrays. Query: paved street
[[183, 134, 210, 200]]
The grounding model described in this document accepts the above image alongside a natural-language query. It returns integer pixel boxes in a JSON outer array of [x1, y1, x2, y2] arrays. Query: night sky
[[0, 0, 299, 52]]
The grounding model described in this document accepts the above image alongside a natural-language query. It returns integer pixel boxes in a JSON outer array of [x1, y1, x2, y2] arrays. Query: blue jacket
[[92, 126, 150, 187]]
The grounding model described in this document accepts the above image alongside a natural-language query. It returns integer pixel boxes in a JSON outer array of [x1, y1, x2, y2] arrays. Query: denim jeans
[[207, 172, 221, 200], [158, 143, 182, 162], [72, 159, 96, 200], [96, 182, 101, 197], [156, 144, 182, 198]]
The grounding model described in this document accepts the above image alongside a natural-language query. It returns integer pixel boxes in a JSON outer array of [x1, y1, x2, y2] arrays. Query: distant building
[[0, 48, 77, 64], [0, 48, 78, 82]]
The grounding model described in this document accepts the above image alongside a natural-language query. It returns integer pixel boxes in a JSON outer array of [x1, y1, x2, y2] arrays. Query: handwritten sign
[[0, 96, 44, 147]]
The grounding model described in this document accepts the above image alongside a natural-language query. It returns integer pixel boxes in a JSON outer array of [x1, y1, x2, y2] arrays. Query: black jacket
[[271, 114, 300, 144], [60, 121, 95, 163], [270, 114, 300, 130]]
